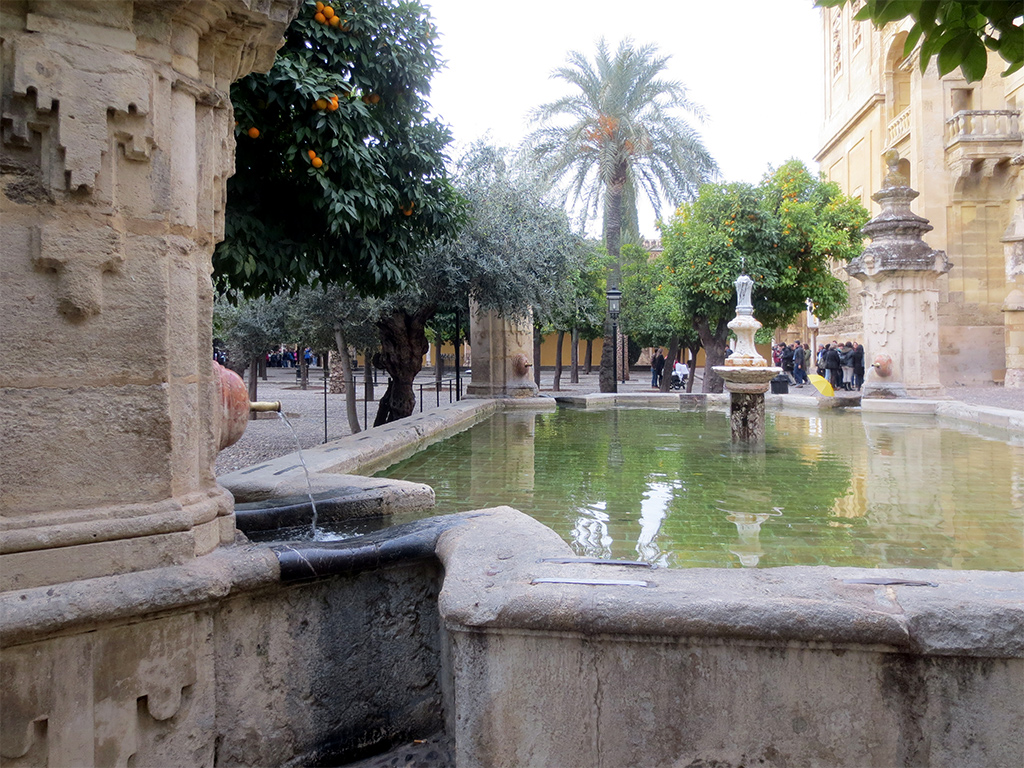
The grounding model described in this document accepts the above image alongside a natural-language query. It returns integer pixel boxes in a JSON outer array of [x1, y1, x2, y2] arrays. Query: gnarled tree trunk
[[374, 309, 431, 424], [659, 335, 680, 392], [696, 317, 730, 393]]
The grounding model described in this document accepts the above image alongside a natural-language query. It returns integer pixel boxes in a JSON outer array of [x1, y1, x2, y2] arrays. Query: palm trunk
[[333, 325, 360, 434], [600, 175, 626, 393]]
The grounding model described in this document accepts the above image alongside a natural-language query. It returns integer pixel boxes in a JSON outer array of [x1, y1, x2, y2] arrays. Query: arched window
[[831, 8, 843, 79]]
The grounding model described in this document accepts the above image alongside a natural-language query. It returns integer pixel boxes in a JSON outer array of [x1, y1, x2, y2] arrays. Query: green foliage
[[816, 0, 1023, 80], [543, 239, 607, 337], [662, 160, 869, 334], [619, 244, 694, 348], [214, 0, 462, 298], [214, 293, 289, 366]]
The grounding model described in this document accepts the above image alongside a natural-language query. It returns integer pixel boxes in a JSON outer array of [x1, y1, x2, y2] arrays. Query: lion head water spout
[[712, 271, 781, 446]]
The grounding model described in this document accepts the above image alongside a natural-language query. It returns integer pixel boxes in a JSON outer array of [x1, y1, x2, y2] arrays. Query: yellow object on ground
[[808, 373, 834, 397]]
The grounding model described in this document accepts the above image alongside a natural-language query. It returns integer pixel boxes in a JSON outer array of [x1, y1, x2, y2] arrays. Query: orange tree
[[661, 161, 869, 392], [214, 0, 461, 297]]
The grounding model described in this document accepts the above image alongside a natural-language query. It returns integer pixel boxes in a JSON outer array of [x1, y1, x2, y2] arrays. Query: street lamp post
[[607, 288, 622, 394]]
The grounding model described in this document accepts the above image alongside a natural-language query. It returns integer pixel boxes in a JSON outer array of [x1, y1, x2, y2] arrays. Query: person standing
[[825, 343, 843, 389], [852, 342, 865, 390], [781, 343, 795, 383], [793, 341, 806, 386], [651, 349, 665, 388]]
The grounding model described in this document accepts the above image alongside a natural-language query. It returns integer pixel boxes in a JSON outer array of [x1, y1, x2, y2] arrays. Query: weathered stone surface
[[0, 0, 300, 589], [436, 507, 1024, 768]]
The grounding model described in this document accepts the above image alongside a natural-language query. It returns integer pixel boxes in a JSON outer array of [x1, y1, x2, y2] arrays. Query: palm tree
[[527, 38, 717, 391]]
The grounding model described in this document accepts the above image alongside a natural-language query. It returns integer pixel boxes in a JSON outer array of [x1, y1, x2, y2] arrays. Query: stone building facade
[[814, 3, 1024, 387]]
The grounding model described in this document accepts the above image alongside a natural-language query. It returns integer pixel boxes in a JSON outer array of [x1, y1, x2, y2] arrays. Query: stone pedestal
[[465, 300, 538, 398], [847, 152, 952, 399], [0, 1, 298, 591]]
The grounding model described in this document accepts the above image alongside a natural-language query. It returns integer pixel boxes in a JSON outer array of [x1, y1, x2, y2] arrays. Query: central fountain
[[713, 271, 781, 445]]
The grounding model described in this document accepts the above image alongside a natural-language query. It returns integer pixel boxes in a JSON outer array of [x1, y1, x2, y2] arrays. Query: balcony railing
[[887, 107, 911, 147], [945, 110, 1021, 146]]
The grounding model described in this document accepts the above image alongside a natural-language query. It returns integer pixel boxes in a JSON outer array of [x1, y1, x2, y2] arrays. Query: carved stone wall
[[0, 0, 299, 591]]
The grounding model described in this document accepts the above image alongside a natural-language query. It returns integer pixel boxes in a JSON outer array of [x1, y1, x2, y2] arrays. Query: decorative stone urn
[[712, 272, 781, 445], [846, 151, 952, 398]]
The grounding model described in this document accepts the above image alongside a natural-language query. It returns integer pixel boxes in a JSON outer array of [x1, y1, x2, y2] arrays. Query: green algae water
[[375, 407, 1024, 570]]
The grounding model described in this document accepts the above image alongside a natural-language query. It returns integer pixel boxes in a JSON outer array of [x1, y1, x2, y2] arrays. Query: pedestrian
[[793, 341, 806, 386], [651, 349, 665, 388], [852, 342, 865, 390], [781, 343, 795, 384], [840, 342, 855, 391], [825, 342, 843, 389]]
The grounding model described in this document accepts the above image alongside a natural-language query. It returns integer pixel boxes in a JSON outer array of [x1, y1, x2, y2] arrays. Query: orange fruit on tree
[[315, 98, 329, 110], [314, 12, 326, 23], [327, 100, 339, 111], [323, 6, 335, 18], [312, 157, 323, 168], [247, 127, 260, 139], [329, 15, 340, 26], [308, 149, 317, 159], [315, 1, 324, 10], [339, 19, 351, 31]]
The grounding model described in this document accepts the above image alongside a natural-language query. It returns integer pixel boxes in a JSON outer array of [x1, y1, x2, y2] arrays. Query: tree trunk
[[553, 330, 564, 391], [434, 341, 444, 391], [686, 341, 701, 393], [259, 355, 267, 381], [533, 326, 542, 389], [695, 318, 730, 393], [584, 338, 593, 374], [334, 325, 360, 434], [570, 327, 580, 384], [660, 335, 681, 392], [600, 173, 626, 393], [299, 345, 309, 390], [247, 356, 259, 419], [363, 348, 374, 403], [374, 309, 431, 423]]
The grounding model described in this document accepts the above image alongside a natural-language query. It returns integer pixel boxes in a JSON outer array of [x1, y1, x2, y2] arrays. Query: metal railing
[[417, 376, 464, 413]]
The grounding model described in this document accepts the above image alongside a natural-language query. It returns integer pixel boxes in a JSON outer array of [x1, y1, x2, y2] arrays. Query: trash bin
[[770, 374, 789, 395]]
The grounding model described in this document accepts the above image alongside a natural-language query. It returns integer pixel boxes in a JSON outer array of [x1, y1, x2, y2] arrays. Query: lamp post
[[607, 287, 622, 393]]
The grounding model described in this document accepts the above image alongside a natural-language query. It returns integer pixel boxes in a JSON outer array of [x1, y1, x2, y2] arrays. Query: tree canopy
[[214, 0, 462, 298], [661, 160, 869, 391], [816, 0, 1023, 81]]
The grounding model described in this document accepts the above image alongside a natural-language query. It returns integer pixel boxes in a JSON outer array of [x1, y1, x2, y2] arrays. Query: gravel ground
[[215, 365, 1021, 476]]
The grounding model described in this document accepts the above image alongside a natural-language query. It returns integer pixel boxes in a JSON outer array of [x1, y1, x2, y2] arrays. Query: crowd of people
[[772, 340, 864, 391]]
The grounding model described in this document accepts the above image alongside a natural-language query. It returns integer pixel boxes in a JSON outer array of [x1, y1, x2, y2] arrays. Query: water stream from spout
[[274, 412, 320, 537]]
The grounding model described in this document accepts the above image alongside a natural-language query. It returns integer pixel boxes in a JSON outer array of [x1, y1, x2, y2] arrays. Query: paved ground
[[215, 364, 1021, 476]]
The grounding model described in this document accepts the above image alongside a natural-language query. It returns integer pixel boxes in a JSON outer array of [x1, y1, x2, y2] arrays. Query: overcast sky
[[423, 0, 825, 237]]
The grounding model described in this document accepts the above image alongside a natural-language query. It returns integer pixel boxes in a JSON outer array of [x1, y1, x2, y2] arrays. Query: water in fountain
[[273, 411, 321, 538]]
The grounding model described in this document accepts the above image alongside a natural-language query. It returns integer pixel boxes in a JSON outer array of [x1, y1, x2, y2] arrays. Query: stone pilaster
[[847, 151, 952, 399], [0, 0, 299, 591], [465, 299, 538, 398]]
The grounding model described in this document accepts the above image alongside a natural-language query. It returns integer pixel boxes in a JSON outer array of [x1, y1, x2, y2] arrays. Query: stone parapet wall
[[437, 507, 1024, 768], [0, 0, 300, 590]]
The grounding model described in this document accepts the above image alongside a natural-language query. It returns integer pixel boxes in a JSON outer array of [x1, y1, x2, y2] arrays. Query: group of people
[[650, 349, 688, 388], [772, 340, 865, 391]]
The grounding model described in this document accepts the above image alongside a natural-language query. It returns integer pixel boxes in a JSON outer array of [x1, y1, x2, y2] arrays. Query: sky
[[423, 0, 826, 238]]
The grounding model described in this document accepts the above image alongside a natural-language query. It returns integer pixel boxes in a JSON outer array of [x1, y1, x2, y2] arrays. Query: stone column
[[0, 1, 298, 591], [465, 299, 539, 398], [846, 151, 952, 399], [1002, 155, 1024, 388]]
